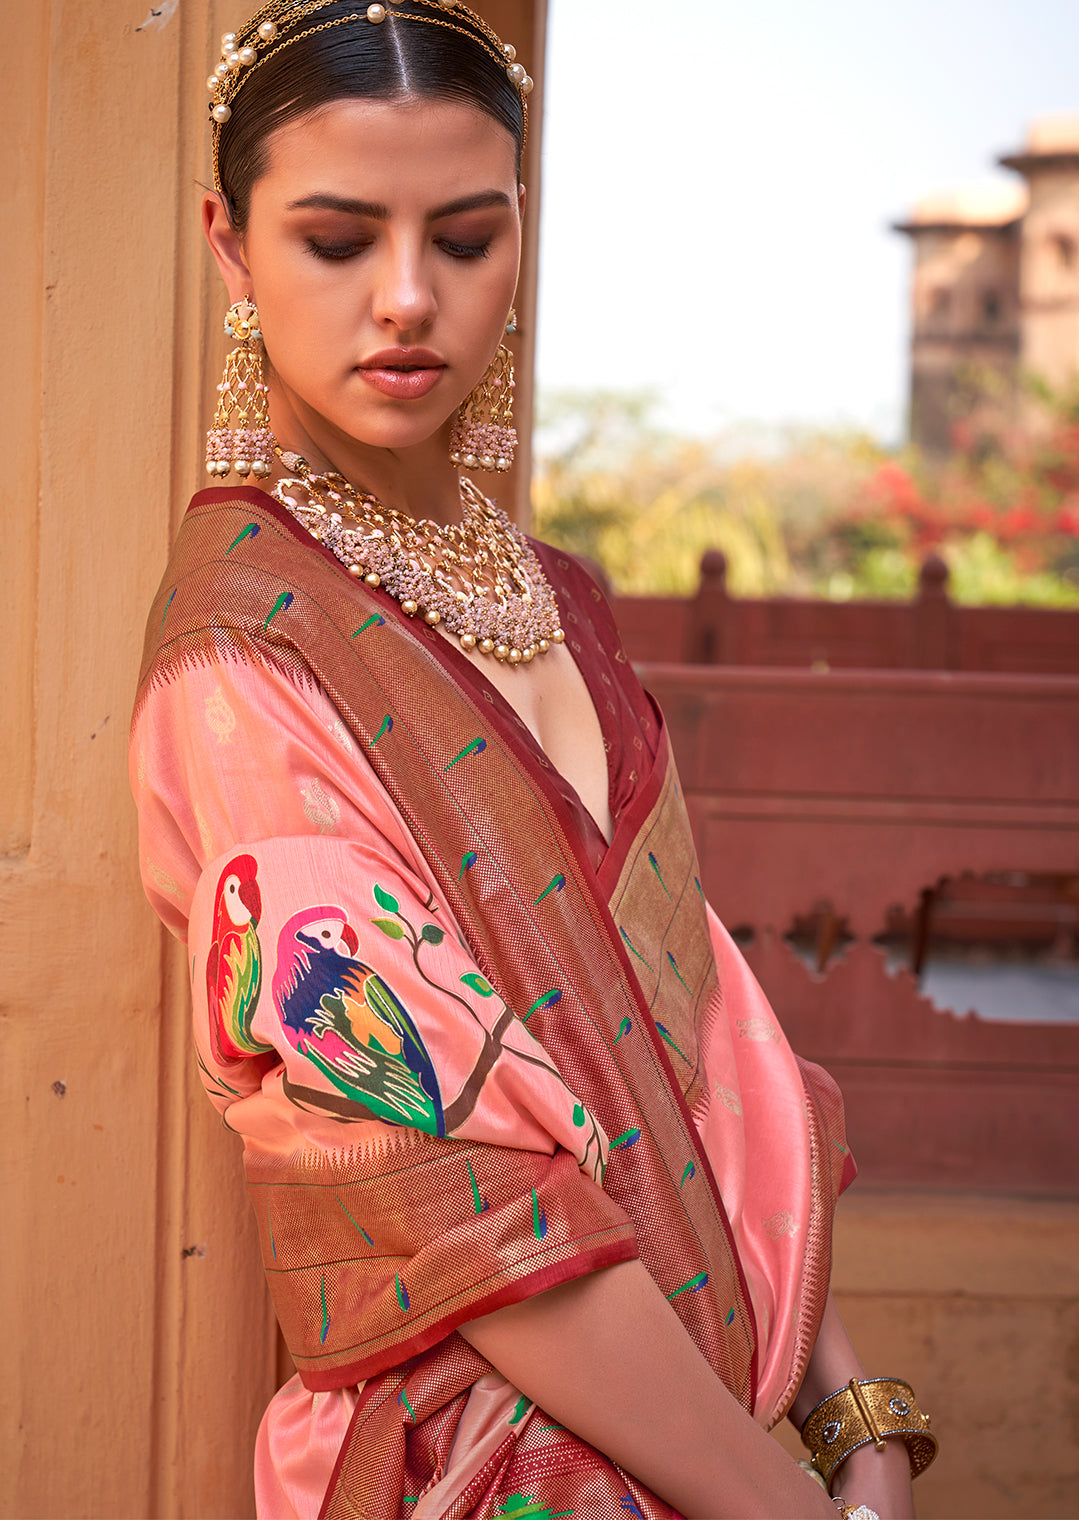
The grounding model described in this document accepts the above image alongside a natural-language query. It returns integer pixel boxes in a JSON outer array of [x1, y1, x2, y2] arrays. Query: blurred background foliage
[[532, 382, 1079, 605]]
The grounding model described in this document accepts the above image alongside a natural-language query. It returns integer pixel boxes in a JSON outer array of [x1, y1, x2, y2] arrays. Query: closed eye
[[437, 238, 492, 260], [306, 238, 369, 261]]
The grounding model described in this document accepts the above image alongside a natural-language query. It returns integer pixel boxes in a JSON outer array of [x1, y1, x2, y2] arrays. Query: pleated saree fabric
[[131, 488, 855, 1519]]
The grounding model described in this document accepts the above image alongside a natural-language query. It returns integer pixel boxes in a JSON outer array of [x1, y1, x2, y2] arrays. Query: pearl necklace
[[271, 451, 565, 664]]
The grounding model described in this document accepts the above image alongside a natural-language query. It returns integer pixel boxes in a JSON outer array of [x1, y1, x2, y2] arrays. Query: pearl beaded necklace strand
[[272, 452, 565, 664]]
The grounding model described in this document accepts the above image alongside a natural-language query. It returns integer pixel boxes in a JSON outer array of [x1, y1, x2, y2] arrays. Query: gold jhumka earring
[[205, 298, 275, 480], [449, 310, 518, 474]]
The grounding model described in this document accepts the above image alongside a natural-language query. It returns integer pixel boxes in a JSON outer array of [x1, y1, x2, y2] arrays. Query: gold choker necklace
[[271, 451, 565, 664]]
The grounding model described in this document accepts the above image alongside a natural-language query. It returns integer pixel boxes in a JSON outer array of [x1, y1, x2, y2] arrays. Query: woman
[[131, 4, 936, 1516]]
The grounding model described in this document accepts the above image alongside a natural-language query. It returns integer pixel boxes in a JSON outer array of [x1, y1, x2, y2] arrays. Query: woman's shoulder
[[154, 485, 324, 616], [527, 537, 622, 646], [527, 535, 611, 598], [135, 486, 356, 705]]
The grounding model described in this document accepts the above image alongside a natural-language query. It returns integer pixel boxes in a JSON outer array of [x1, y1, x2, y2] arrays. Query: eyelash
[[305, 238, 492, 263], [306, 240, 366, 261], [439, 239, 492, 261]]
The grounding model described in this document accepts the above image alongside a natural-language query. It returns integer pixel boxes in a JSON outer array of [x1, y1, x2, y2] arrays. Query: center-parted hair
[[217, 0, 526, 231]]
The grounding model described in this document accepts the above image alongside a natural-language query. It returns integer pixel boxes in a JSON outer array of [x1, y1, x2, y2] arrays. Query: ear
[[517, 182, 527, 222], [202, 191, 254, 304]]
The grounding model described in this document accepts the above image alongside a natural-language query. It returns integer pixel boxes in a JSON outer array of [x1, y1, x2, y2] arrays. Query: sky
[[535, 0, 1079, 445]]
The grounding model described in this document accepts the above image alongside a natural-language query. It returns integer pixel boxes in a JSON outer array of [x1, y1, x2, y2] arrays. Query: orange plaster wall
[[772, 1190, 1079, 1519], [1, 4, 277, 1515]]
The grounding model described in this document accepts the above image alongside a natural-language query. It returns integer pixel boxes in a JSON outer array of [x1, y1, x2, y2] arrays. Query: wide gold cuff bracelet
[[800, 1378, 938, 1493]]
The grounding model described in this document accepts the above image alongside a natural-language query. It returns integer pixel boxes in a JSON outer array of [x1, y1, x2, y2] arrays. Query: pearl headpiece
[[207, 0, 533, 191]]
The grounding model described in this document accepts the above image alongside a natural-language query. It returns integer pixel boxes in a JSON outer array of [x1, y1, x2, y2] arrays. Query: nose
[[370, 238, 438, 335]]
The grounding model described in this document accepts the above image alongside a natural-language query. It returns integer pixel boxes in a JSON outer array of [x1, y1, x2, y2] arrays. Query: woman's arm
[[459, 1259, 839, 1520], [787, 1295, 915, 1520]]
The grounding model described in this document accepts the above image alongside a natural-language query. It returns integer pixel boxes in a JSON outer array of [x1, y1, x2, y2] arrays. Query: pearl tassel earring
[[205, 298, 275, 480], [449, 314, 518, 474]]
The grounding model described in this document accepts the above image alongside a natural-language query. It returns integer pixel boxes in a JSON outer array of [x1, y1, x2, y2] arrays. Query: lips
[[358, 347, 446, 401]]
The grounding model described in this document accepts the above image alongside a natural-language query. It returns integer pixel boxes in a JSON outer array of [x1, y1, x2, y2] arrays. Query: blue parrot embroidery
[[272, 905, 444, 1135], [205, 854, 270, 1062]]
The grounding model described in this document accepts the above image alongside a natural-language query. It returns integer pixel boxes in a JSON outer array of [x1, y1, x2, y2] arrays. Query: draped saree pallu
[[133, 489, 857, 1520]]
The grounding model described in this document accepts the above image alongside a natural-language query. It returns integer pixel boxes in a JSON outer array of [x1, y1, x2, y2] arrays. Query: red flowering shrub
[[534, 387, 1079, 604], [812, 380, 1079, 598]]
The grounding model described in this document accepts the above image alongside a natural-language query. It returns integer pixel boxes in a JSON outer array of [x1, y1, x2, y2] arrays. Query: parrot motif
[[205, 853, 269, 1062], [271, 905, 445, 1135]]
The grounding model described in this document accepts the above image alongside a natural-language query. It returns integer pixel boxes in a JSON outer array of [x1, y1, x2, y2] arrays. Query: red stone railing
[[609, 551, 1079, 673], [628, 659, 1079, 1196], [598, 552, 1079, 1192]]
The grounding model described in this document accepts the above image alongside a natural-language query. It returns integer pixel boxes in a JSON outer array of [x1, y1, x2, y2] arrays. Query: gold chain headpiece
[[207, 0, 533, 191]]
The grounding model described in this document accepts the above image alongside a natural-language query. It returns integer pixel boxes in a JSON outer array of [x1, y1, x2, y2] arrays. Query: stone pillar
[[0, 3, 545, 1515]]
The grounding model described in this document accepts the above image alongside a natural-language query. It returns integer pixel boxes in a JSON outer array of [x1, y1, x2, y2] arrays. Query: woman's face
[[212, 96, 523, 459]]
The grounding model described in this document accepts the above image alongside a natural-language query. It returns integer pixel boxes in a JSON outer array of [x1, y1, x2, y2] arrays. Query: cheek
[[460, 250, 521, 338], [257, 282, 346, 384], [247, 244, 338, 336]]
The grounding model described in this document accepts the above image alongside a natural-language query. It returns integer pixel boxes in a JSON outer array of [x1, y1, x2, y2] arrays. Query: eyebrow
[[284, 190, 513, 219]]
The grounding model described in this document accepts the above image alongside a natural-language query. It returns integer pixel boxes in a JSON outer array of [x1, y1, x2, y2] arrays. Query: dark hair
[[218, 1, 526, 231]]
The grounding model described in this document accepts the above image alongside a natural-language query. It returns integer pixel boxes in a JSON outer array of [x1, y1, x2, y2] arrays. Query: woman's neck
[[269, 397, 466, 527]]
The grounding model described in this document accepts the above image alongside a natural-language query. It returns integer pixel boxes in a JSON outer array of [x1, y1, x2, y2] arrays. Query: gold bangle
[[801, 1377, 938, 1493]]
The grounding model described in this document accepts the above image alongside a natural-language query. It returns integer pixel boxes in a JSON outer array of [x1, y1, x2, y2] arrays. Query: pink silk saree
[[131, 488, 855, 1519]]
